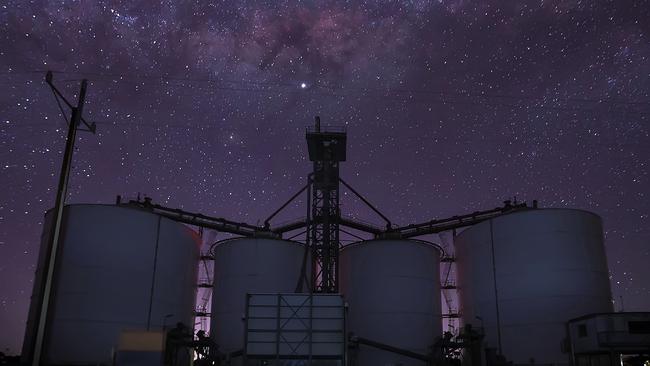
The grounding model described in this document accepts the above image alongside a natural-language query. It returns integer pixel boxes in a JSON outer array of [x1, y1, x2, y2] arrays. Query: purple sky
[[1, 0, 649, 355]]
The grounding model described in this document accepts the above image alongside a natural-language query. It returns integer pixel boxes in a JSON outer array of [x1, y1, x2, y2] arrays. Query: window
[[578, 324, 588, 337], [628, 321, 650, 334]]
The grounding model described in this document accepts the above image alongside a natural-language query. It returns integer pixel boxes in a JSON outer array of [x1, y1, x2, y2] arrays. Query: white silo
[[340, 239, 443, 366], [22, 204, 199, 365], [455, 209, 613, 366], [210, 238, 309, 354]]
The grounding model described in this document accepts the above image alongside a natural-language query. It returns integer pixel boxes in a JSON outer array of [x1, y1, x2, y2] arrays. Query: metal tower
[[306, 116, 347, 293]]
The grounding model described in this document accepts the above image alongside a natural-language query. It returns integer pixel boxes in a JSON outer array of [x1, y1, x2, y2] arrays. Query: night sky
[[1, 0, 649, 355]]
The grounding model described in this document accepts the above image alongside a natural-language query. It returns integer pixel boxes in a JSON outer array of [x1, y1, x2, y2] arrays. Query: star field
[[1, 0, 650, 355]]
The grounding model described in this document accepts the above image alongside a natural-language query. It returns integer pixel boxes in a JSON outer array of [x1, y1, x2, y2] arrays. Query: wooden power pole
[[29, 71, 95, 365]]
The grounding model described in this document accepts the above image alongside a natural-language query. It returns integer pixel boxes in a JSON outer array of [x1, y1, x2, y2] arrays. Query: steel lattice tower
[[306, 117, 347, 293]]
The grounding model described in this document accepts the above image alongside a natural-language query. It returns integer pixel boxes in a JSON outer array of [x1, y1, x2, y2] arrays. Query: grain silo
[[455, 209, 613, 366], [210, 238, 309, 355], [22, 204, 200, 365], [340, 239, 443, 366]]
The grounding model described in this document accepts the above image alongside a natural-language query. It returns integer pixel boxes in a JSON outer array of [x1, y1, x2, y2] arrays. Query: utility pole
[[29, 71, 95, 365]]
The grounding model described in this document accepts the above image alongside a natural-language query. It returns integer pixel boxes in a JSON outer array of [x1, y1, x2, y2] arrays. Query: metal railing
[[306, 125, 347, 133]]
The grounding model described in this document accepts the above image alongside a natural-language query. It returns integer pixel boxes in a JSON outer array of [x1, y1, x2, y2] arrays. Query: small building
[[568, 312, 650, 366]]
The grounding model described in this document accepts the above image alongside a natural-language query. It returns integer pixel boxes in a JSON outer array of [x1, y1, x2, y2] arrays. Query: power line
[[0, 69, 298, 88], [2, 69, 648, 108]]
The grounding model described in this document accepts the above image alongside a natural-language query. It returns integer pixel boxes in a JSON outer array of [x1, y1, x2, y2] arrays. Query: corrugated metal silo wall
[[340, 239, 442, 366], [22, 204, 199, 365], [455, 209, 613, 366], [210, 237, 309, 357]]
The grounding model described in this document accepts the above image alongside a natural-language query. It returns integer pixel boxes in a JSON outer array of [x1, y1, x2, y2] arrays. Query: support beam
[[394, 200, 533, 238], [339, 178, 391, 229], [124, 198, 275, 238], [305, 117, 346, 293]]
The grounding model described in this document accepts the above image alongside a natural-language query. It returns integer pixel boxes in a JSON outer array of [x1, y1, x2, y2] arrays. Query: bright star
[[300, 82, 307, 89]]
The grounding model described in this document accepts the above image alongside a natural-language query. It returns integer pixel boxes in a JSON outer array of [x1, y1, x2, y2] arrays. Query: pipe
[[353, 336, 430, 362]]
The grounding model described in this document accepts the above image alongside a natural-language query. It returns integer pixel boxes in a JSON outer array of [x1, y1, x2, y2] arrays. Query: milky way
[[1, 0, 649, 354]]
